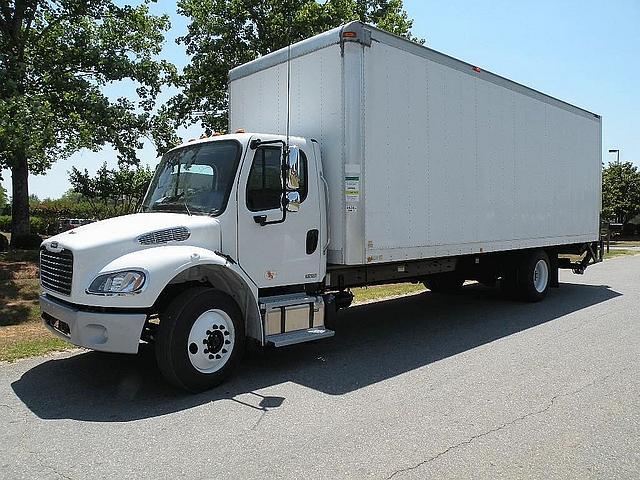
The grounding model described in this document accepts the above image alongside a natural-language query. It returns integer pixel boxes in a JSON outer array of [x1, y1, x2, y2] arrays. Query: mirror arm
[[253, 141, 300, 226], [256, 152, 290, 226], [256, 197, 289, 226]]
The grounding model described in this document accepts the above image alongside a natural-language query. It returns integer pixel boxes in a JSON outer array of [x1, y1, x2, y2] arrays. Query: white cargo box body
[[229, 22, 602, 266]]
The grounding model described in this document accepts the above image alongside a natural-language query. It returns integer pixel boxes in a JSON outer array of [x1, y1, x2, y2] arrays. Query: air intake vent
[[137, 226, 191, 245], [40, 248, 73, 296]]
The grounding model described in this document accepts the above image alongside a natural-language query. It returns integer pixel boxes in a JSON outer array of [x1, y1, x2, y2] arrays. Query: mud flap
[[549, 251, 559, 288]]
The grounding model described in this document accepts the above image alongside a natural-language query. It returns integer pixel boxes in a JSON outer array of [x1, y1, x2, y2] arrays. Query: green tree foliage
[[69, 162, 153, 218], [602, 161, 640, 225], [0, 0, 175, 241], [169, 0, 421, 132], [0, 184, 7, 207]]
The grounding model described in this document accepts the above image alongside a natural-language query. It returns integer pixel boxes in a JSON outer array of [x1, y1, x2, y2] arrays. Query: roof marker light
[[472, 66, 481, 73]]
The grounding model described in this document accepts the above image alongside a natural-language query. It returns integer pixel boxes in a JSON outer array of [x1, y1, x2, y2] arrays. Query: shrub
[[0, 216, 53, 235], [29, 216, 47, 235], [0, 233, 8, 252], [622, 223, 638, 237], [11, 233, 43, 250], [0, 215, 10, 232]]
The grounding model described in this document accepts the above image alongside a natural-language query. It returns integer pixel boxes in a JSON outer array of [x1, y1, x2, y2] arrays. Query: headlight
[[87, 270, 146, 295]]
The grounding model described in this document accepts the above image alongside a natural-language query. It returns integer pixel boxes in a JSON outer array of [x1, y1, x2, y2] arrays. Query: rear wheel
[[516, 250, 550, 302], [156, 287, 245, 392]]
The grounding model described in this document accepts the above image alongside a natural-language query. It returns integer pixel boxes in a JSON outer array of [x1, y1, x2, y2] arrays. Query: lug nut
[[209, 354, 214, 359]]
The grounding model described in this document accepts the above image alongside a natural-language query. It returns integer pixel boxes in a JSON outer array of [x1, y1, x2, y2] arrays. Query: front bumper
[[40, 294, 147, 354]]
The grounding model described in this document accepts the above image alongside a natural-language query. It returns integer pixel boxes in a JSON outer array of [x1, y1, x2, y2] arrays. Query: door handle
[[253, 215, 267, 225], [306, 229, 319, 254]]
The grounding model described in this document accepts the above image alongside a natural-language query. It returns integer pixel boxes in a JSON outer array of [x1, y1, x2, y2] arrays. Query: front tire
[[156, 287, 245, 392]]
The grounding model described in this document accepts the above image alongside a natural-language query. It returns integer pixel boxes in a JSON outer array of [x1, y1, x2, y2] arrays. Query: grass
[[0, 249, 71, 362], [608, 240, 640, 247], [352, 282, 426, 304], [603, 249, 640, 259]]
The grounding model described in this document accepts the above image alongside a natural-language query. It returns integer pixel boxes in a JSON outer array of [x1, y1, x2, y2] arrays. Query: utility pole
[[608, 148, 620, 164]]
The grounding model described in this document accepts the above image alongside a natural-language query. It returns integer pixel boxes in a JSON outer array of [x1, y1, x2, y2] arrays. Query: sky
[[2, 0, 639, 199]]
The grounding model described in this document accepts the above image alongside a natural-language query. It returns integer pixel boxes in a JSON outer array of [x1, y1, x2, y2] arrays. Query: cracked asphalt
[[1, 255, 639, 479]]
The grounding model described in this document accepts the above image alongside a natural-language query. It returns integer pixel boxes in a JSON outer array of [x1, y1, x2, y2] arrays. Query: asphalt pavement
[[1, 255, 639, 479]]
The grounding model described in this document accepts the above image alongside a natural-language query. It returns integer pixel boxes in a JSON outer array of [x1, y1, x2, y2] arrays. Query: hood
[[40, 212, 224, 306], [43, 213, 221, 253]]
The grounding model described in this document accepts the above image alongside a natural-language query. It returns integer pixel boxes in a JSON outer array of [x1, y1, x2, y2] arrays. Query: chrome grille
[[137, 226, 190, 245], [40, 248, 73, 296]]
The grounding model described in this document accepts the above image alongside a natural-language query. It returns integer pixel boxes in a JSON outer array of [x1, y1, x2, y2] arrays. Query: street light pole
[[608, 148, 620, 164], [607, 149, 623, 224]]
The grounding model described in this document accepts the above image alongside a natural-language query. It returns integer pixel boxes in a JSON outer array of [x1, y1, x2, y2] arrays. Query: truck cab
[[40, 133, 334, 391]]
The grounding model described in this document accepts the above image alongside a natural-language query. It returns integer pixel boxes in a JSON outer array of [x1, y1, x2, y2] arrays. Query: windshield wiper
[[183, 200, 192, 216]]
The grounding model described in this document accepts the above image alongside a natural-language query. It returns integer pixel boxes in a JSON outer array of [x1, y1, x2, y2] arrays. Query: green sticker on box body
[[345, 176, 360, 202]]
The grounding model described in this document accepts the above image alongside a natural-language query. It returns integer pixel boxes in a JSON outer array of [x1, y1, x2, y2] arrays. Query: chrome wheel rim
[[187, 309, 235, 374], [533, 259, 549, 293]]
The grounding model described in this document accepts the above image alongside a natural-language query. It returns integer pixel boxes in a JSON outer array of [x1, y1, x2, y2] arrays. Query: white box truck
[[39, 22, 602, 391]]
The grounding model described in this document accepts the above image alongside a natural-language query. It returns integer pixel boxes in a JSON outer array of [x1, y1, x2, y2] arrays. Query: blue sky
[[2, 0, 639, 199]]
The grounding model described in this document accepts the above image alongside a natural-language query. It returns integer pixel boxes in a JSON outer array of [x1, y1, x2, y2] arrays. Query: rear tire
[[516, 250, 550, 302], [156, 287, 245, 392]]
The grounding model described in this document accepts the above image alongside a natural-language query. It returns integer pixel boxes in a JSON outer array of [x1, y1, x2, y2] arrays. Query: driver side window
[[246, 147, 309, 212], [247, 147, 282, 211]]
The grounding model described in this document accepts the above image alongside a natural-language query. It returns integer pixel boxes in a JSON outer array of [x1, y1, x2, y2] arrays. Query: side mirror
[[286, 145, 301, 190]]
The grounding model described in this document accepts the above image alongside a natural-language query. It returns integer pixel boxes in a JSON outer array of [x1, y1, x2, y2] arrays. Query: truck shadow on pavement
[[11, 282, 620, 422]]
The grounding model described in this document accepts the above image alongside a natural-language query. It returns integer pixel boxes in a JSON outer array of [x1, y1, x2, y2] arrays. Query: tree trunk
[[10, 152, 30, 241]]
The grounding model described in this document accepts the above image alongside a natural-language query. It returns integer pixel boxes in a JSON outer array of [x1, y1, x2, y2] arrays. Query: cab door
[[237, 138, 322, 288]]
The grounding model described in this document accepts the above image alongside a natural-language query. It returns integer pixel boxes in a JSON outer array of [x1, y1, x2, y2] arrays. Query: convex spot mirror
[[286, 145, 301, 190], [286, 191, 300, 213], [284, 145, 301, 213]]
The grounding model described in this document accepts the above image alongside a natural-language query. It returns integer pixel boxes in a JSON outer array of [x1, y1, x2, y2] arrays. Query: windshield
[[142, 140, 242, 216]]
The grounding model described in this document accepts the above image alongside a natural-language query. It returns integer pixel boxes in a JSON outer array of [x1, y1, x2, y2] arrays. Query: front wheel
[[156, 287, 245, 392]]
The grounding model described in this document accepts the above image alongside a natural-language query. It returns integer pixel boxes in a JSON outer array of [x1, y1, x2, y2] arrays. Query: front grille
[[40, 248, 73, 296], [137, 226, 190, 245]]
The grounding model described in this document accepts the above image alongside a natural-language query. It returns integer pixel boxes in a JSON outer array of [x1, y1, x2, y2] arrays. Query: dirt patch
[[0, 260, 39, 281]]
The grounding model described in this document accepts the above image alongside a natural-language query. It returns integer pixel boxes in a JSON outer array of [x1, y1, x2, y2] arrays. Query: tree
[[69, 162, 153, 218], [0, 184, 7, 208], [602, 161, 640, 225], [0, 0, 175, 244], [169, 0, 421, 132]]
